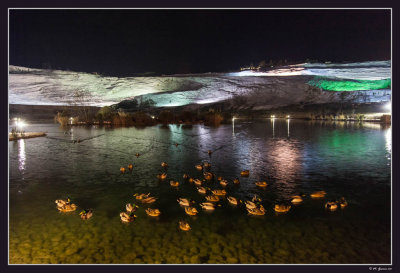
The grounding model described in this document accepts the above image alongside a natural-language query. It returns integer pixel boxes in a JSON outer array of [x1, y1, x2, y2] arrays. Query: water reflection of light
[[269, 140, 301, 194], [197, 125, 212, 154], [385, 127, 391, 154], [232, 118, 235, 135], [384, 102, 391, 113], [18, 139, 26, 172], [361, 122, 382, 130], [287, 118, 290, 138], [271, 118, 275, 138]]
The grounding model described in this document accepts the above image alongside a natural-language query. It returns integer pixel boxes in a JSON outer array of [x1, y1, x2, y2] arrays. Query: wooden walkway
[[9, 132, 47, 141]]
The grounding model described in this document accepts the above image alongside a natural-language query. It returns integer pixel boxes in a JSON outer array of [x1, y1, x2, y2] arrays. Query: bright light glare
[[287, 115, 290, 118], [384, 102, 391, 112], [15, 119, 26, 128], [271, 115, 276, 118]]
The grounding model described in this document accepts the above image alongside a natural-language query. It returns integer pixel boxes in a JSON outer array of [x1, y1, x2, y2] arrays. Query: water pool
[[9, 120, 391, 264]]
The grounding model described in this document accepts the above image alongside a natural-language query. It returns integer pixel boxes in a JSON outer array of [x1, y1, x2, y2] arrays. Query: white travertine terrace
[[9, 61, 390, 108]]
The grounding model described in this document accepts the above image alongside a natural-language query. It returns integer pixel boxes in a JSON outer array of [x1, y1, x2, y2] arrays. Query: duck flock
[[55, 150, 348, 231]]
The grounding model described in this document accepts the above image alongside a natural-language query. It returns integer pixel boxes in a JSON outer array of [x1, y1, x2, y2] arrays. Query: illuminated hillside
[[9, 61, 390, 109]]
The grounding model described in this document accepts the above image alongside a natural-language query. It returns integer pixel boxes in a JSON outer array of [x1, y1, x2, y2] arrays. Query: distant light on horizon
[[228, 67, 306, 77]]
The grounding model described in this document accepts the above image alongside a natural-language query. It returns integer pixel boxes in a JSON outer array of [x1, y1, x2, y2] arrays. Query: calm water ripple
[[9, 120, 391, 264]]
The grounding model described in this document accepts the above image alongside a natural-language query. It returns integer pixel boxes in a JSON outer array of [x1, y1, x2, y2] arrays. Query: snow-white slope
[[8, 61, 391, 108]]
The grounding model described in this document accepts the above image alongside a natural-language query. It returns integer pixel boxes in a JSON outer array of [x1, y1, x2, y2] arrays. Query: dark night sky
[[9, 9, 391, 76]]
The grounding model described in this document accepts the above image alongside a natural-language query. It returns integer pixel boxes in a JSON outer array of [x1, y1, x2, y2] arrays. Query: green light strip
[[308, 78, 391, 91]]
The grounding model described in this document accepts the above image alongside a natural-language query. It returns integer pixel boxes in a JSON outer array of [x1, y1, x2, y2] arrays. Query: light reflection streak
[[269, 140, 301, 194], [361, 122, 383, 130], [271, 118, 275, 138], [287, 118, 290, 138], [197, 125, 211, 156], [385, 127, 391, 154], [18, 139, 26, 172]]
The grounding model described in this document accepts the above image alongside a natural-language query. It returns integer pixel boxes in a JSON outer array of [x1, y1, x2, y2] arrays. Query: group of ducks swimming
[[119, 193, 160, 223], [116, 158, 348, 231], [55, 198, 93, 220], [55, 155, 348, 231]]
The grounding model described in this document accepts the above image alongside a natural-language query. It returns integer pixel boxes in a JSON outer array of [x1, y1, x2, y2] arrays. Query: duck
[[57, 203, 77, 212], [188, 177, 194, 183], [183, 173, 190, 179], [120, 167, 126, 174], [194, 179, 202, 186], [145, 208, 161, 217], [128, 164, 133, 171], [177, 198, 194, 207], [203, 162, 211, 169], [311, 191, 326, 199], [247, 205, 266, 216], [55, 198, 70, 208], [197, 187, 208, 194], [170, 180, 180, 187], [195, 165, 203, 171], [157, 173, 167, 180], [134, 193, 150, 200], [55, 197, 75, 211], [338, 197, 348, 208], [185, 206, 199, 216], [291, 195, 303, 204], [135, 153, 140, 158], [233, 178, 240, 185], [126, 203, 139, 213], [161, 162, 168, 168], [240, 170, 250, 177], [325, 201, 338, 211], [255, 181, 268, 188], [141, 196, 157, 204], [179, 221, 191, 231], [220, 180, 228, 187], [203, 172, 213, 181], [211, 189, 227, 196], [200, 202, 216, 211], [227, 196, 241, 206], [120, 212, 136, 223], [79, 209, 93, 220], [208, 150, 212, 155], [274, 204, 291, 213], [205, 195, 220, 202], [245, 200, 257, 210], [217, 176, 223, 181]]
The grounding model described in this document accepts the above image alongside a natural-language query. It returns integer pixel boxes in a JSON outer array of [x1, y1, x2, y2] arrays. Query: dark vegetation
[[53, 95, 226, 127], [53, 99, 389, 128]]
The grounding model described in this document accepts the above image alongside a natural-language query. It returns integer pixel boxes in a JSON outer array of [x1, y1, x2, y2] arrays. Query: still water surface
[[9, 119, 391, 264]]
